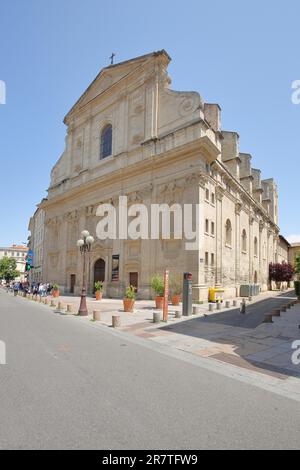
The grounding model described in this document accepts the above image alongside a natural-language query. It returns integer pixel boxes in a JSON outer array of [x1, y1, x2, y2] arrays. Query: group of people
[[5, 281, 53, 297]]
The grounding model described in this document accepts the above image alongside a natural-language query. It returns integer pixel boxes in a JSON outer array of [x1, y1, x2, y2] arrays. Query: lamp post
[[77, 230, 94, 316]]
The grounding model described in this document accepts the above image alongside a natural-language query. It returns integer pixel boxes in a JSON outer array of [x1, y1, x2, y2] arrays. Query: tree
[[269, 262, 294, 286], [294, 252, 300, 280], [0, 257, 19, 282]]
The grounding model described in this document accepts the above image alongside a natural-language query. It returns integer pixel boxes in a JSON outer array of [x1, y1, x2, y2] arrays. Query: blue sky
[[0, 0, 299, 246]]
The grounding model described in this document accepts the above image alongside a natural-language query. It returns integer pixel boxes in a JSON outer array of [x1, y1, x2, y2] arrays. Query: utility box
[[182, 272, 193, 316], [208, 288, 225, 303], [240, 284, 261, 297]]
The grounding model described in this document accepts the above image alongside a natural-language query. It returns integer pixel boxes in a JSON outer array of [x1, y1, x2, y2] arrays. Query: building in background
[[33, 50, 281, 300], [27, 200, 46, 283], [289, 242, 300, 267], [277, 235, 290, 263], [0, 245, 28, 281]]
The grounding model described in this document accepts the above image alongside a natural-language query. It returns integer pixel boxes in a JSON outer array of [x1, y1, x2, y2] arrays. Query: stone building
[[39, 50, 280, 300], [27, 200, 46, 283], [289, 242, 300, 268], [0, 244, 28, 281]]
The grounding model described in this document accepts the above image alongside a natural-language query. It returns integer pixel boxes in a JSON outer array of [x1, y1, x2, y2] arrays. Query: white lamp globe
[[81, 230, 90, 238], [86, 235, 94, 244], [77, 239, 84, 247]]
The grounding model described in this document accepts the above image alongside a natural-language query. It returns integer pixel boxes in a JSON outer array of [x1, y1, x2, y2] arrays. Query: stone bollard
[[272, 309, 281, 317], [209, 303, 214, 312], [263, 313, 273, 323], [112, 315, 121, 328], [281, 305, 287, 312], [175, 310, 182, 319], [67, 304, 73, 314], [240, 299, 246, 314], [216, 302, 221, 310], [193, 306, 201, 315], [153, 311, 162, 323], [93, 310, 101, 321], [225, 301, 230, 308], [50, 300, 56, 308], [232, 300, 237, 307], [248, 296, 252, 302], [44, 298, 49, 305]]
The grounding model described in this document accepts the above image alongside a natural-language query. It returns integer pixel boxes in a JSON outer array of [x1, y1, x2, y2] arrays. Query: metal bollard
[[209, 304, 214, 312], [112, 315, 121, 328], [50, 300, 56, 308], [193, 306, 201, 315], [232, 300, 237, 307], [240, 299, 246, 314], [93, 310, 101, 321], [225, 301, 230, 308], [175, 310, 182, 319], [216, 302, 221, 310], [44, 298, 49, 305]]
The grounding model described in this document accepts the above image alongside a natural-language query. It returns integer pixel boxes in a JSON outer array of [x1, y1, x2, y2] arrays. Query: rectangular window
[[205, 252, 209, 266], [211, 192, 215, 204], [211, 221, 215, 236], [205, 219, 209, 233], [211, 253, 215, 265], [205, 188, 209, 201]]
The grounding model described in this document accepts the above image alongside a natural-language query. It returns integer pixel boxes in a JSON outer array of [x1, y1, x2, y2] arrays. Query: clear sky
[[0, 0, 299, 246]]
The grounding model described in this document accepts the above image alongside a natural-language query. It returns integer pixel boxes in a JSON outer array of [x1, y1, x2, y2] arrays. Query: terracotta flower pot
[[171, 294, 181, 306], [155, 296, 164, 309], [52, 290, 59, 298], [123, 298, 135, 312], [95, 291, 103, 301]]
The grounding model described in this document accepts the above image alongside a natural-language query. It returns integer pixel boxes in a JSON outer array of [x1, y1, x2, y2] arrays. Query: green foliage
[[295, 280, 300, 297], [94, 281, 103, 292], [150, 274, 164, 296], [294, 252, 300, 278], [52, 284, 59, 291], [125, 285, 136, 300], [0, 257, 19, 282]]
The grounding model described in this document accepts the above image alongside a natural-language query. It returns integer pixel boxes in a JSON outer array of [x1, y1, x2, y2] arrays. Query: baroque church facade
[[39, 50, 281, 300]]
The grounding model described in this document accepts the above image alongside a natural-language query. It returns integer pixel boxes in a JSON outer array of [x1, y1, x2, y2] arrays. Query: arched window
[[242, 229, 247, 253], [100, 124, 112, 159], [225, 219, 232, 246], [254, 236, 258, 257]]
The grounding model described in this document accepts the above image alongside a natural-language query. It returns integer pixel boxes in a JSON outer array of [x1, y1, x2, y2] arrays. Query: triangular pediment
[[64, 50, 171, 123]]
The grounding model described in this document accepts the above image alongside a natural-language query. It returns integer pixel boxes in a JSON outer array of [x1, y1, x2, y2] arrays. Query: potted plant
[[94, 281, 103, 301], [52, 284, 59, 298], [170, 278, 182, 306], [151, 274, 165, 309], [123, 285, 136, 313]]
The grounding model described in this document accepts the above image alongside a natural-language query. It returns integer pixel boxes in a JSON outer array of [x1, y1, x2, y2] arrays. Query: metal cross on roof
[[110, 52, 116, 65]]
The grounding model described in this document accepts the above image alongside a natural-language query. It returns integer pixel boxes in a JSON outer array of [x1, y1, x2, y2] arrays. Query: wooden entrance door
[[94, 259, 105, 291], [70, 274, 76, 294], [129, 272, 138, 292]]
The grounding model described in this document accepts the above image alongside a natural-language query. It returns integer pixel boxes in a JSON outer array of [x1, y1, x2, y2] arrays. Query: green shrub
[[295, 280, 300, 297], [52, 284, 59, 291], [151, 274, 164, 296]]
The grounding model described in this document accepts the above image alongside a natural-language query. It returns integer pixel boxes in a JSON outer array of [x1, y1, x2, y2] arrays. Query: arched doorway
[[94, 258, 105, 290]]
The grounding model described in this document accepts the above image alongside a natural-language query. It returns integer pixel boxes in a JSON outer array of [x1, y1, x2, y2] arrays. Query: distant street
[[0, 290, 300, 450]]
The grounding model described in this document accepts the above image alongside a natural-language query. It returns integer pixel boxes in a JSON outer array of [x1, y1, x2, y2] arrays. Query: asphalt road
[[0, 290, 299, 450]]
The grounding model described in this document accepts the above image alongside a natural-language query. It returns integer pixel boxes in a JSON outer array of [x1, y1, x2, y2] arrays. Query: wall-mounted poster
[[112, 254, 120, 281]]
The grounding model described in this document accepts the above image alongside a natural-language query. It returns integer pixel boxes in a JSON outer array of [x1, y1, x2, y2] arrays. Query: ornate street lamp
[[77, 230, 95, 316]]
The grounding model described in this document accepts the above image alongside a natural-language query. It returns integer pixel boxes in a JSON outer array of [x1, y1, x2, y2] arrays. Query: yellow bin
[[208, 288, 225, 303]]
